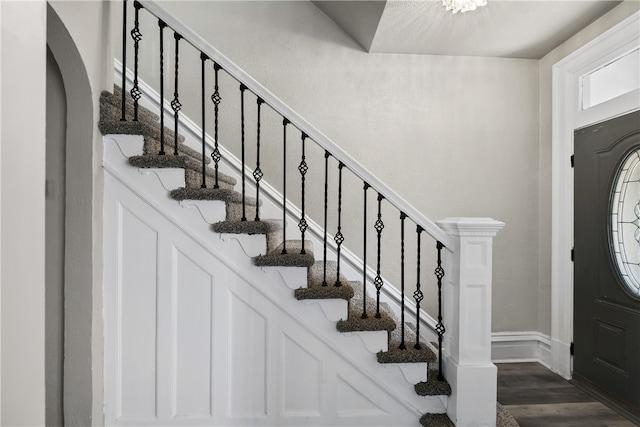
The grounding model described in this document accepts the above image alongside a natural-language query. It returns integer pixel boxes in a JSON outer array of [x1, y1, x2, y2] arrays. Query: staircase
[[101, 85, 454, 426], [100, 1, 505, 425]]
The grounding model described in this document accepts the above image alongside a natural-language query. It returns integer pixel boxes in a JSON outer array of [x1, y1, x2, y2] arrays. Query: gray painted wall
[[1, 1, 47, 424]]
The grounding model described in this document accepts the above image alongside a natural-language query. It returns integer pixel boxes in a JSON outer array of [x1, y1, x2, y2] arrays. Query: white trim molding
[[491, 332, 552, 368], [551, 11, 639, 379]]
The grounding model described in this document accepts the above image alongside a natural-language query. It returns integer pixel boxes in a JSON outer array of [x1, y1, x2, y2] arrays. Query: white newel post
[[436, 218, 505, 427]]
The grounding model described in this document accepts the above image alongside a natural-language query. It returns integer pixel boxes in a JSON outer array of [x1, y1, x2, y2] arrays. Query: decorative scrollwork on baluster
[[374, 193, 385, 318], [253, 98, 265, 221], [211, 63, 222, 188], [171, 32, 182, 155], [298, 133, 309, 255], [130, 1, 143, 121]]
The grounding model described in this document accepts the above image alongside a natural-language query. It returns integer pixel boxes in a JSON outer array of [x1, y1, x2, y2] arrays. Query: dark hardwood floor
[[497, 362, 639, 427]]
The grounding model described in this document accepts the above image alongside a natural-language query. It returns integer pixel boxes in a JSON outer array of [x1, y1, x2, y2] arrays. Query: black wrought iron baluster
[[171, 32, 182, 155], [120, 0, 127, 121], [374, 193, 385, 318], [298, 134, 309, 255], [253, 98, 265, 222], [211, 63, 222, 188], [399, 212, 407, 349], [240, 84, 247, 221], [322, 151, 330, 287], [130, 1, 142, 122], [435, 241, 446, 381], [362, 183, 370, 319], [158, 20, 167, 155], [281, 119, 290, 254], [414, 226, 424, 350], [334, 163, 345, 287], [200, 53, 208, 188]]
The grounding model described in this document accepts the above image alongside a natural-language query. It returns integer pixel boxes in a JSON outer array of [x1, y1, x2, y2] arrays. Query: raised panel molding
[[172, 248, 214, 419], [281, 332, 322, 417], [464, 284, 487, 351], [228, 292, 268, 418], [117, 204, 159, 421], [336, 375, 387, 418]]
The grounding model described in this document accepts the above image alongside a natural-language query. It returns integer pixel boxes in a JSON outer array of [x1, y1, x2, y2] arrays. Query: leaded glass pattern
[[610, 147, 640, 297]]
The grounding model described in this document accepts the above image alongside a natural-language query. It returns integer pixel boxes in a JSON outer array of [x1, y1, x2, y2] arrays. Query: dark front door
[[574, 110, 640, 420]]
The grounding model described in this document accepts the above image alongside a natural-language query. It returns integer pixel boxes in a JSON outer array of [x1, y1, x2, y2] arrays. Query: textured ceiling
[[314, 0, 622, 59]]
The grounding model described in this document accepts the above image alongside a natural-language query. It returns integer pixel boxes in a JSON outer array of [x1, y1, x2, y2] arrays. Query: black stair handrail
[[118, 0, 454, 377]]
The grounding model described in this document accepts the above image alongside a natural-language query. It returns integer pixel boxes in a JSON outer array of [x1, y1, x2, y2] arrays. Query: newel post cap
[[436, 217, 505, 237]]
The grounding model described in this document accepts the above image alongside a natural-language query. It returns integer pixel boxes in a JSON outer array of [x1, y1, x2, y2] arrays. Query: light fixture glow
[[442, 0, 487, 13]]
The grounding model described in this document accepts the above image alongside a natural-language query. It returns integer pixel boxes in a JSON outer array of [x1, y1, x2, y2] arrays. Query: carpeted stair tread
[[253, 240, 315, 267], [129, 154, 236, 187], [212, 219, 281, 235], [335, 280, 396, 332], [112, 86, 160, 123], [389, 321, 432, 352], [419, 413, 454, 427], [348, 280, 394, 319], [414, 370, 452, 396], [294, 261, 353, 300], [170, 187, 255, 205], [377, 340, 437, 364], [496, 402, 520, 427], [99, 98, 186, 146], [144, 136, 210, 165], [184, 169, 234, 190], [105, 87, 160, 123], [420, 404, 520, 427], [99, 101, 185, 144], [295, 278, 355, 301], [336, 309, 396, 332], [304, 261, 351, 288]]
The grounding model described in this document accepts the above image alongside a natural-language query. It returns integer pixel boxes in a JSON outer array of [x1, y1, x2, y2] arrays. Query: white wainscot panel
[[172, 248, 214, 419], [336, 374, 387, 418], [117, 204, 159, 421], [228, 291, 268, 418], [463, 284, 488, 356], [281, 332, 322, 417]]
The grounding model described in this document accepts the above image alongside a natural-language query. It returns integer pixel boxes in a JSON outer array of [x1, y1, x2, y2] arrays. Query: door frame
[[551, 10, 639, 379]]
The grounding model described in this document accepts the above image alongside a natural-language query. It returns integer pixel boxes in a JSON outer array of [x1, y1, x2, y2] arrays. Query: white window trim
[[551, 11, 640, 379]]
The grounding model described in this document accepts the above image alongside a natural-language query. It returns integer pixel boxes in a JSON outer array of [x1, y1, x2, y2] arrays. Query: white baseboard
[[491, 331, 552, 368]]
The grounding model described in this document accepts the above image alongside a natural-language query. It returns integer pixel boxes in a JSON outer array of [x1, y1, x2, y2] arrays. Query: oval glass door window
[[610, 147, 640, 297]]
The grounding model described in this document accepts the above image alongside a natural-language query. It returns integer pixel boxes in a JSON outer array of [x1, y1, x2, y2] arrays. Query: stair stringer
[[103, 135, 447, 427]]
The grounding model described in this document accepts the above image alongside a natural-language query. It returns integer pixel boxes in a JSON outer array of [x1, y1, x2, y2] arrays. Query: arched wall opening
[[46, 4, 96, 425]]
